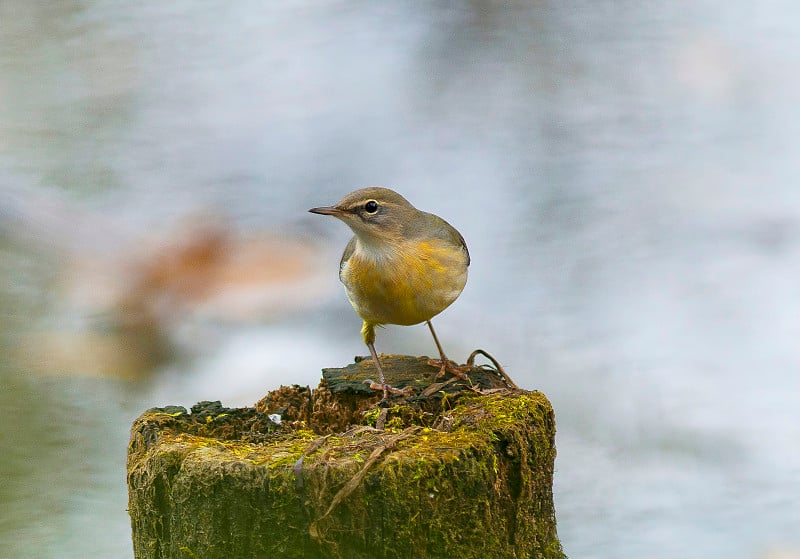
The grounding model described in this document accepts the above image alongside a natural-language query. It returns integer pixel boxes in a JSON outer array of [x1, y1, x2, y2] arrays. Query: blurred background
[[1, 2, 798, 558]]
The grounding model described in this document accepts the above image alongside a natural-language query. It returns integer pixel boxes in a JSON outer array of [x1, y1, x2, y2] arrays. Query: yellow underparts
[[343, 239, 468, 345]]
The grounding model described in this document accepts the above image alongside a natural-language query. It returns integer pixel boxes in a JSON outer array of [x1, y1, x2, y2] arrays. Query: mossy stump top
[[127, 354, 565, 559]]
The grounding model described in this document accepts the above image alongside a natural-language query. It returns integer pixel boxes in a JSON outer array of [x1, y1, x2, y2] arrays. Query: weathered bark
[[127, 355, 565, 559]]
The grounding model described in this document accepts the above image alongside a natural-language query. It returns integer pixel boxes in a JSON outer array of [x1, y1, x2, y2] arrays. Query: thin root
[[309, 427, 421, 543], [466, 349, 519, 390]]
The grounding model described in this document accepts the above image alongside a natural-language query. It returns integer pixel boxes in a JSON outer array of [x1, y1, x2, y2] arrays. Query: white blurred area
[[3, 183, 338, 381], [0, 2, 799, 559]]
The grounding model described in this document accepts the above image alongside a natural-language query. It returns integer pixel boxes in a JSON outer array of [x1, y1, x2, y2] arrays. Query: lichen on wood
[[127, 354, 565, 559]]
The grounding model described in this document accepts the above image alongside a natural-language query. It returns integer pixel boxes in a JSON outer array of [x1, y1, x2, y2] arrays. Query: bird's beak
[[308, 205, 343, 216]]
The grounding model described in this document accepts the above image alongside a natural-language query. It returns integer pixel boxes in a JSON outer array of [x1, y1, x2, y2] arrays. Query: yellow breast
[[340, 238, 468, 327]]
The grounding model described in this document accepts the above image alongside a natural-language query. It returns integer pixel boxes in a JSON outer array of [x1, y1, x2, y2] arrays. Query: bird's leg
[[366, 340, 389, 400], [365, 342, 414, 400], [362, 322, 412, 402], [426, 320, 470, 381]]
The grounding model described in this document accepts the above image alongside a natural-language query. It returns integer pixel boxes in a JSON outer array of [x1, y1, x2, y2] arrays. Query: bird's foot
[[363, 379, 415, 398], [427, 358, 471, 381]]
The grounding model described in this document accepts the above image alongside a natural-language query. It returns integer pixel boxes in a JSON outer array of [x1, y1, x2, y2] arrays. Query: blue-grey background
[[1, 2, 798, 558]]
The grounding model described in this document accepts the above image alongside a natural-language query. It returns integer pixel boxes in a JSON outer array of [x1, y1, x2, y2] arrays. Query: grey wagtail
[[309, 187, 469, 400]]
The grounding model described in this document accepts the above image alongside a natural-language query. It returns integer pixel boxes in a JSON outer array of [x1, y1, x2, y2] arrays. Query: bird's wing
[[339, 236, 357, 281], [455, 228, 470, 267], [427, 213, 470, 267]]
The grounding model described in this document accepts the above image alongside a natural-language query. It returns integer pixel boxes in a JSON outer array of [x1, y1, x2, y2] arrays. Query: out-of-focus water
[[1, 2, 799, 558]]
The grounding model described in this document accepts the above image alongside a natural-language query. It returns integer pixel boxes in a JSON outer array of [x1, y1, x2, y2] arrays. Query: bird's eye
[[364, 200, 379, 213]]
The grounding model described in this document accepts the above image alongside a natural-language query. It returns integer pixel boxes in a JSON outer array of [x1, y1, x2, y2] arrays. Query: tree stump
[[127, 355, 565, 559]]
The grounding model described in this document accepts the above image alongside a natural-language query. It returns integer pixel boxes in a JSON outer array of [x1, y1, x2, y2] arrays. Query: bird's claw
[[427, 359, 471, 381], [363, 379, 415, 397]]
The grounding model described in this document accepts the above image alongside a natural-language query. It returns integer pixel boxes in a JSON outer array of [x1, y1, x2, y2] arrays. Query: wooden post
[[127, 355, 565, 559]]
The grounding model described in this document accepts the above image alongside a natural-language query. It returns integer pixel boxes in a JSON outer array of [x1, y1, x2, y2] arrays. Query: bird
[[309, 187, 470, 401]]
